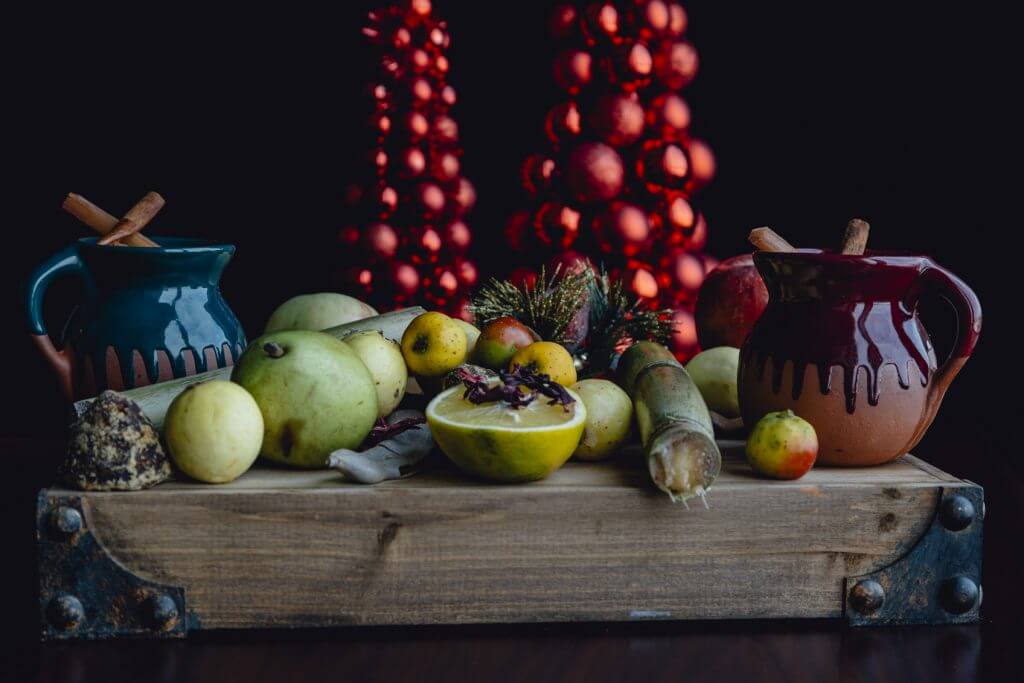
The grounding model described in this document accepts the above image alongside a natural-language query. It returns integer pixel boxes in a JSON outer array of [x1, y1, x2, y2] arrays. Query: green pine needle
[[470, 266, 592, 346], [470, 265, 674, 373], [586, 270, 674, 371]]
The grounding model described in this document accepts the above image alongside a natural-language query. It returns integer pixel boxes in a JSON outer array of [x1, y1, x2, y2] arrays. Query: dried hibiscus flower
[[458, 364, 576, 411]]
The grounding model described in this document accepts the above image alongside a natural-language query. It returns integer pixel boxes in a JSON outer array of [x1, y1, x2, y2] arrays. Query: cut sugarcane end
[[648, 428, 721, 504]]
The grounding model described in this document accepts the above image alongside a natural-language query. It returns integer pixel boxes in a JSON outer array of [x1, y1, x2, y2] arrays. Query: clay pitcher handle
[[906, 262, 982, 442], [26, 245, 85, 399]]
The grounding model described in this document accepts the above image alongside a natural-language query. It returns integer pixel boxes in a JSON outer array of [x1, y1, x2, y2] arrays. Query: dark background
[[4, 2, 1014, 443], [2, 2, 1019, 678]]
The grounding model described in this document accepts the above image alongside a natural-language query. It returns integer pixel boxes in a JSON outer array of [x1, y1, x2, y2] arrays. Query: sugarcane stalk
[[618, 341, 721, 503], [72, 307, 425, 429]]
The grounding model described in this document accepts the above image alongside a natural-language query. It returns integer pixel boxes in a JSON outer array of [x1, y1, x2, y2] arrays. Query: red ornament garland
[[334, 0, 477, 318], [504, 1, 716, 359]]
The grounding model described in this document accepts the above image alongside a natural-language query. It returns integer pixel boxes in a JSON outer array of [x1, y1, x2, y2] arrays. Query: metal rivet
[[145, 593, 179, 631], [939, 576, 979, 615], [46, 593, 85, 631], [939, 495, 975, 532], [49, 506, 83, 538], [849, 580, 885, 615]]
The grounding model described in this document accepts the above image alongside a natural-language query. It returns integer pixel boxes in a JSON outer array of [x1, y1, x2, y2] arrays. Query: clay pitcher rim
[[753, 248, 934, 267]]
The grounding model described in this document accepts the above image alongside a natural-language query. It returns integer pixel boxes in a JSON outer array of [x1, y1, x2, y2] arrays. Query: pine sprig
[[470, 266, 593, 346], [586, 271, 674, 372]]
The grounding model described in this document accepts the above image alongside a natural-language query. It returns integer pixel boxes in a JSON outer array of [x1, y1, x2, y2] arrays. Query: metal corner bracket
[[37, 491, 192, 640], [844, 483, 983, 626]]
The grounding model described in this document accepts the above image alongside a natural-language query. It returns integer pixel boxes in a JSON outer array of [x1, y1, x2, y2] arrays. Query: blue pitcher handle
[[26, 245, 85, 399]]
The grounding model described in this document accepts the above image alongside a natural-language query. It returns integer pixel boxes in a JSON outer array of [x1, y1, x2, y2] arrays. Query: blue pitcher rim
[[76, 236, 235, 254]]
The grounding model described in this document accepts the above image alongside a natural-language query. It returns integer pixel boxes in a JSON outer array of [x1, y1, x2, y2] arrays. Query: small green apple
[[746, 410, 818, 480], [472, 317, 539, 370], [164, 380, 263, 483], [232, 330, 378, 468]]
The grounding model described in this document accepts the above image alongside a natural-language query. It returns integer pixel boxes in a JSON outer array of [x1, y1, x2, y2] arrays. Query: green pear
[[231, 331, 378, 468], [265, 293, 378, 333], [343, 330, 407, 418]]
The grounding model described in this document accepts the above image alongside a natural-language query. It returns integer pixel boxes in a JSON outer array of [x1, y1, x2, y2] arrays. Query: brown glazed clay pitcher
[[738, 250, 981, 466]]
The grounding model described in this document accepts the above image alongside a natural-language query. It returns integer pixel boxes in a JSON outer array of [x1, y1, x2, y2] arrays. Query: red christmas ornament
[[399, 147, 426, 177], [647, 92, 690, 137], [388, 261, 421, 299], [336, 1, 478, 316], [607, 42, 653, 90], [589, 94, 646, 146], [405, 111, 429, 139], [553, 50, 593, 93], [623, 263, 660, 301], [567, 142, 625, 202], [549, 4, 579, 38], [408, 225, 444, 263], [453, 177, 476, 214], [455, 258, 479, 288], [364, 222, 399, 260], [667, 3, 688, 36], [432, 151, 460, 182], [593, 202, 651, 257], [521, 154, 557, 195], [669, 307, 699, 360], [503, 210, 533, 252], [444, 219, 472, 253], [655, 195, 703, 248], [433, 115, 458, 143], [507, 0, 715, 357], [545, 101, 583, 144], [657, 249, 705, 303], [685, 137, 716, 188], [548, 249, 596, 276], [582, 3, 619, 45], [534, 201, 582, 249], [680, 211, 707, 251], [416, 182, 446, 217], [655, 41, 699, 90], [634, 1, 670, 39], [637, 142, 690, 190], [508, 266, 538, 290]]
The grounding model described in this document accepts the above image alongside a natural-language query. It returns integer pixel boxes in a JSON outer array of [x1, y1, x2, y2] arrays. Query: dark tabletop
[[2, 429, 1019, 683]]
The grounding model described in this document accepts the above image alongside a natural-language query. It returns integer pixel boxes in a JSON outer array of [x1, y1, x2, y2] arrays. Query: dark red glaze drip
[[742, 251, 937, 414]]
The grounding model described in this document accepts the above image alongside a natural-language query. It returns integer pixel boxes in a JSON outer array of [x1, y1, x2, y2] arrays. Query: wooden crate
[[36, 444, 982, 639]]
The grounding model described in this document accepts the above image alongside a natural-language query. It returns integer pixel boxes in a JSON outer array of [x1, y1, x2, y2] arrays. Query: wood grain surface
[[42, 446, 969, 630]]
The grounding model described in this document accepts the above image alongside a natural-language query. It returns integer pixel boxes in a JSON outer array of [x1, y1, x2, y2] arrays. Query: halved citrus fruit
[[426, 385, 586, 482]]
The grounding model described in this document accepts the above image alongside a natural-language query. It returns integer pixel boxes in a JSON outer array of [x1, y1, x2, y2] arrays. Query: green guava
[[265, 293, 378, 333], [343, 330, 407, 418], [231, 331, 378, 468]]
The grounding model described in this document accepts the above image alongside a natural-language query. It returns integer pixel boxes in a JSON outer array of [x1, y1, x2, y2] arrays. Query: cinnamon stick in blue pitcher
[[27, 192, 247, 400]]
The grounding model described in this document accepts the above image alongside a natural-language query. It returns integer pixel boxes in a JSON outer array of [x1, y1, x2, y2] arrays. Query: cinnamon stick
[[748, 227, 795, 253], [63, 193, 160, 247], [97, 192, 166, 246], [839, 218, 870, 255], [99, 219, 143, 246]]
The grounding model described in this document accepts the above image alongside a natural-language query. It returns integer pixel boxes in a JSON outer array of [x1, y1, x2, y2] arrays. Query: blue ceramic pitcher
[[27, 237, 247, 399]]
